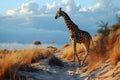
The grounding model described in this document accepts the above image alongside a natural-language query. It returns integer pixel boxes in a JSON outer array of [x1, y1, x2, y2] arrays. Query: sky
[[0, 0, 119, 14], [0, 0, 95, 13], [0, 0, 120, 47]]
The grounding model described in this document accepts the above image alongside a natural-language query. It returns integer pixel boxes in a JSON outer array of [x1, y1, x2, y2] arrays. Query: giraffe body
[[55, 8, 92, 66], [71, 29, 92, 43]]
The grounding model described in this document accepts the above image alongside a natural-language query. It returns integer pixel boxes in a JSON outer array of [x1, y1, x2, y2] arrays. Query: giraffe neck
[[62, 12, 78, 33]]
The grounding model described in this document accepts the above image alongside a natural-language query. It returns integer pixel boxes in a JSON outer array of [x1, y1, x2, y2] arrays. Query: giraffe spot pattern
[[69, 29, 92, 43]]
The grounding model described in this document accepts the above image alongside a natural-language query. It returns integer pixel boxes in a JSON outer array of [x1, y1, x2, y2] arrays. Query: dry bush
[[87, 24, 120, 72], [0, 49, 34, 79], [48, 55, 64, 67], [111, 36, 120, 64], [32, 47, 57, 62], [0, 47, 57, 79], [0, 49, 12, 59], [87, 35, 108, 71], [108, 24, 120, 64]]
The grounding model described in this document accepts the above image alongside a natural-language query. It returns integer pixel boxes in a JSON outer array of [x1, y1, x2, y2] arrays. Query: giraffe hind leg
[[81, 43, 89, 66], [81, 52, 88, 66], [73, 42, 81, 67], [75, 52, 81, 66]]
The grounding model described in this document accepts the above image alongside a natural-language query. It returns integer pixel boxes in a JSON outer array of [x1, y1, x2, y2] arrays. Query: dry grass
[[109, 25, 120, 64], [88, 35, 108, 70], [0, 49, 33, 79], [61, 43, 85, 62], [87, 24, 120, 71], [0, 47, 57, 79]]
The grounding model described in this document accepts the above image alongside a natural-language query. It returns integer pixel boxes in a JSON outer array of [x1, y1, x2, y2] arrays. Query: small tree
[[97, 20, 110, 37]]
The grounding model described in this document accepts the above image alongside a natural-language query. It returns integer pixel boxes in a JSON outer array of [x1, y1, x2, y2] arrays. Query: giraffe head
[[55, 8, 63, 19]]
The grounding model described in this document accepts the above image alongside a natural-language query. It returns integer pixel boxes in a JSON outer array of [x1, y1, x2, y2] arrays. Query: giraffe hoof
[[71, 63, 77, 67], [78, 64, 82, 67], [82, 68, 87, 73], [72, 64, 75, 67]]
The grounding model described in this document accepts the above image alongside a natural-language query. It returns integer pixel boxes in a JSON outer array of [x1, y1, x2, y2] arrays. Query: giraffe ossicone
[[55, 8, 92, 67]]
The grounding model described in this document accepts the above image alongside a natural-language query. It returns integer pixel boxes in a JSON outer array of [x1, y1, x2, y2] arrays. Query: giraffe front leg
[[73, 41, 76, 66]]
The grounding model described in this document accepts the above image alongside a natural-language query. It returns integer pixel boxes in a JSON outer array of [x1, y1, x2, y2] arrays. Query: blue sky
[[0, 0, 120, 47]]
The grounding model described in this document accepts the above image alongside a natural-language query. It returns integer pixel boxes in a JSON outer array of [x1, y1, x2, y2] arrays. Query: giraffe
[[55, 8, 92, 66]]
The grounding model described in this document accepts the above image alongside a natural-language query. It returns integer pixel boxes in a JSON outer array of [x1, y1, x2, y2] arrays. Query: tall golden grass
[[0, 47, 56, 79], [109, 24, 120, 64], [87, 23, 120, 71], [0, 49, 33, 79], [61, 43, 85, 63], [86, 37, 107, 72]]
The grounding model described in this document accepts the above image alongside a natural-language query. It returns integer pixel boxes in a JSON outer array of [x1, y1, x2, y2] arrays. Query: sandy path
[[19, 59, 84, 80]]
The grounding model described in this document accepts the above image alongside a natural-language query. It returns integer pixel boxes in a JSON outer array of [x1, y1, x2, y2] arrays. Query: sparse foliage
[[97, 20, 110, 37]]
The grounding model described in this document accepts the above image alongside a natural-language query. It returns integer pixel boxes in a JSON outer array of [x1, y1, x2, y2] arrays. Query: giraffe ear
[[59, 8, 62, 11]]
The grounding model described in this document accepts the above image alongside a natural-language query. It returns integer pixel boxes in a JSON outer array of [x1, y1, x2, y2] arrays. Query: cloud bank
[[0, 0, 120, 46]]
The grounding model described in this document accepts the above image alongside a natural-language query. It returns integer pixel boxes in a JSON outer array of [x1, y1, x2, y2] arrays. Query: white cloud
[[62, 0, 74, 5], [45, 1, 61, 14], [6, 2, 40, 16], [20, 2, 39, 15], [65, 5, 71, 12], [6, 10, 17, 16], [62, 0, 80, 13], [46, 1, 60, 10], [5, 0, 80, 16], [5, 0, 120, 16], [79, 0, 119, 24], [79, 8, 89, 12], [80, 0, 116, 12], [87, 3, 101, 11], [117, 11, 120, 16]]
